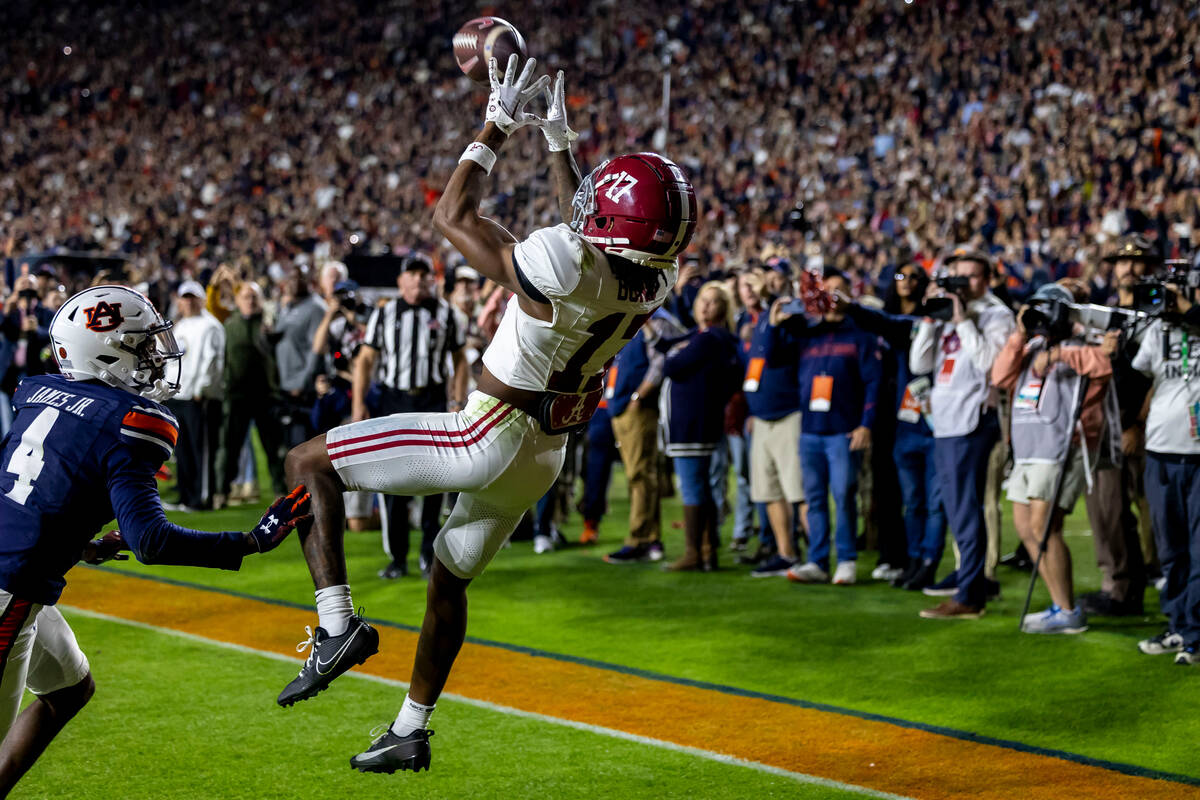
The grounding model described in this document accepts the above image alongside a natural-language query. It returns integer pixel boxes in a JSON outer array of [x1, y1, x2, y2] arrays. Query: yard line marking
[[62, 605, 911, 800]]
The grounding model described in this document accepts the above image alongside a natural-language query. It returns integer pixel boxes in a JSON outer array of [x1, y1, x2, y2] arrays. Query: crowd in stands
[[3, 0, 1200, 650]]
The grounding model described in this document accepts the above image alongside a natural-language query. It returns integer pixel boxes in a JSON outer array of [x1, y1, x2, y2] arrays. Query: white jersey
[[484, 224, 679, 394]]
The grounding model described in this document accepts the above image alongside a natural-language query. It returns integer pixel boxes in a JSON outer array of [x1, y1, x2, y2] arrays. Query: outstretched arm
[[549, 151, 582, 224], [432, 123, 523, 295], [433, 56, 550, 302], [538, 70, 582, 222]]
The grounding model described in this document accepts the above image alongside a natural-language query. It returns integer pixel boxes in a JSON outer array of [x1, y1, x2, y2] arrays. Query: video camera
[[1021, 284, 1148, 344], [1129, 258, 1200, 316], [332, 283, 370, 317], [934, 275, 972, 295]]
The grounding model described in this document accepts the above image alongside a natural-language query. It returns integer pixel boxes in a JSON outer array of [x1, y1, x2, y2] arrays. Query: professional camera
[[1129, 258, 1200, 317], [924, 275, 972, 321], [332, 280, 369, 317], [1021, 283, 1147, 344], [934, 275, 972, 295]]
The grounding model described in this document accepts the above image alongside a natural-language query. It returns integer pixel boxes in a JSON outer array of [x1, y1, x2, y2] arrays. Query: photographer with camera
[[992, 282, 1113, 634], [1078, 237, 1159, 617], [1131, 259, 1200, 664], [837, 264, 947, 591], [912, 248, 1015, 620]]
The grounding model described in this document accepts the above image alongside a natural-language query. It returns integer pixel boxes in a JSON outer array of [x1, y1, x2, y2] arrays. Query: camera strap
[[1183, 329, 1190, 383]]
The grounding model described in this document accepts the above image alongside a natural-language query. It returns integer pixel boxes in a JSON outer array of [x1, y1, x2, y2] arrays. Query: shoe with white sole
[[786, 562, 829, 584], [833, 561, 858, 585], [1138, 630, 1185, 655], [1174, 644, 1200, 666], [533, 534, 554, 554], [1021, 605, 1088, 634], [871, 563, 904, 582]]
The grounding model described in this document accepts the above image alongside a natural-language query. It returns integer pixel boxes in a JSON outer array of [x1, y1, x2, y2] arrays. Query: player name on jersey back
[[23, 384, 101, 419]]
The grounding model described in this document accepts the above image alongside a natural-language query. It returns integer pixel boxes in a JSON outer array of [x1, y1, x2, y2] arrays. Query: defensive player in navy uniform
[[0, 285, 312, 796], [279, 59, 697, 774]]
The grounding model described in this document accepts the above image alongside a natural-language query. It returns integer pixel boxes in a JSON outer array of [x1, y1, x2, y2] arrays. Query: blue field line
[[89, 565, 1200, 788]]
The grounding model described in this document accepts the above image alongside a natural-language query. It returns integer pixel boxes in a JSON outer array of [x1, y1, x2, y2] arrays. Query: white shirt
[[173, 311, 225, 401], [910, 292, 1015, 438], [1133, 320, 1200, 455], [483, 224, 678, 393]]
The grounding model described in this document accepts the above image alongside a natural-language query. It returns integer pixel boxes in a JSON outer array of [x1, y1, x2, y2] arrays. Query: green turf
[[16, 612, 865, 800], [96, 461, 1197, 781]]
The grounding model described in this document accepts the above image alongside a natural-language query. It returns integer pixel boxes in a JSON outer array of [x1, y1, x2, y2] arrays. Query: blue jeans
[[581, 406, 616, 522], [1145, 454, 1200, 643], [727, 432, 754, 540], [708, 439, 729, 521], [675, 454, 713, 506], [800, 432, 861, 570], [933, 412, 1000, 607], [894, 427, 946, 563]]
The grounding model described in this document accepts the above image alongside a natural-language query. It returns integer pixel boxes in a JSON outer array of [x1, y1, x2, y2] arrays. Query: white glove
[[538, 70, 578, 152], [486, 54, 549, 135]]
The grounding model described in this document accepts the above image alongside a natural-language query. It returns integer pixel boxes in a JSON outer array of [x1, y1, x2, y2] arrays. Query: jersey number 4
[[548, 311, 651, 394], [3, 407, 59, 505]]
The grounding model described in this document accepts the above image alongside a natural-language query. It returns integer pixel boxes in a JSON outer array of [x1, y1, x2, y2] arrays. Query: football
[[452, 16, 528, 84]]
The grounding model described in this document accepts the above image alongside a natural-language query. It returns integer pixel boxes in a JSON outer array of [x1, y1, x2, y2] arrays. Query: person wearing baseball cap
[[166, 279, 226, 512]]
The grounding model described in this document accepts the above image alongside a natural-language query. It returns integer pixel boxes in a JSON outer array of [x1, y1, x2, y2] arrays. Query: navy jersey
[[0, 375, 245, 604]]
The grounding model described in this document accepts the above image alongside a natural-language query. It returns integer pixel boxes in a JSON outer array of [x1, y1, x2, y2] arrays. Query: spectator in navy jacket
[[738, 273, 807, 578], [660, 283, 741, 573], [767, 269, 881, 586], [841, 265, 947, 591]]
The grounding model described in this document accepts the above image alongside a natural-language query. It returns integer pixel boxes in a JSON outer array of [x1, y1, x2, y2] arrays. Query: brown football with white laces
[[452, 16, 527, 84]]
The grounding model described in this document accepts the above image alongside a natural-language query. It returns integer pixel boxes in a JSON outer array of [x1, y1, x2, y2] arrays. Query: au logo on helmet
[[83, 301, 124, 332]]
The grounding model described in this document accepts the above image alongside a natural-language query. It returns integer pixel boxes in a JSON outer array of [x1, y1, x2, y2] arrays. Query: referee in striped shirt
[[352, 254, 468, 578]]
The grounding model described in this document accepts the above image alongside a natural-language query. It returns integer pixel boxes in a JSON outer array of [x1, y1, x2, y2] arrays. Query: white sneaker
[[533, 534, 554, 554], [833, 561, 858, 585], [871, 563, 904, 581], [786, 562, 829, 584]]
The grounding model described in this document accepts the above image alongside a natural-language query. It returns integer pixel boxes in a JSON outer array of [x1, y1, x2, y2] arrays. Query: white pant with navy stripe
[[0, 594, 90, 741], [326, 391, 566, 578]]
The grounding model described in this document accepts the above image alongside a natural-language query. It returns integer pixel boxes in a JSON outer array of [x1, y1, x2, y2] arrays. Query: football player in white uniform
[[278, 57, 696, 773]]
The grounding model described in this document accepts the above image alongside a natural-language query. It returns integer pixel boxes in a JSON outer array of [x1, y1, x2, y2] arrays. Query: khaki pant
[[611, 404, 661, 546], [1085, 459, 1147, 604]]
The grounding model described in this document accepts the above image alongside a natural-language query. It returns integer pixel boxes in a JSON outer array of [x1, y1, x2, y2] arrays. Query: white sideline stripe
[[61, 606, 914, 800]]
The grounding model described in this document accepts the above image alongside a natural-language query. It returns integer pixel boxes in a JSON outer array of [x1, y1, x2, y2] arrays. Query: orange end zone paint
[[61, 568, 1193, 800]]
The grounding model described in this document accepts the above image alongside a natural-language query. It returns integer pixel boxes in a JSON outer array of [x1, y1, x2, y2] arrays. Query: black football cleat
[[351, 727, 434, 774], [277, 615, 379, 707]]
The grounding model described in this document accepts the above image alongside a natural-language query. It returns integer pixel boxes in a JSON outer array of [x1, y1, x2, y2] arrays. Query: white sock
[[315, 585, 353, 636], [391, 694, 436, 736]]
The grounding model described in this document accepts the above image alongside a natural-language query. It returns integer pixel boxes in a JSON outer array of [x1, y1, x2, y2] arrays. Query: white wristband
[[459, 142, 497, 175]]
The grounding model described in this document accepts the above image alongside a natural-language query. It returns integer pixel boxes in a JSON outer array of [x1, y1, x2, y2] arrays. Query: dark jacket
[[739, 308, 800, 421], [223, 312, 279, 399], [660, 326, 741, 456], [846, 305, 933, 437], [765, 315, 881, 436]]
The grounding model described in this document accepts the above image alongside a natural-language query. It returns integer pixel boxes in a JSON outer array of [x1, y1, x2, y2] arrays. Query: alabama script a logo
[[83, 301, 124, 332]]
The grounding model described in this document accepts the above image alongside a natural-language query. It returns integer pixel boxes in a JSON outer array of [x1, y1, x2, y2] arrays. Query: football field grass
[[18, 466, 1200, 798]]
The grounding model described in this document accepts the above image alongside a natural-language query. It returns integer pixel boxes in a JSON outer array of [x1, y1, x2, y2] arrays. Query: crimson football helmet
[[570, 153, 696, 268]]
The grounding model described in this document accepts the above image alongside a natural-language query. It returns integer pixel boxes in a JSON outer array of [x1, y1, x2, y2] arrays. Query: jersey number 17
[[548, 311, 651, 394]]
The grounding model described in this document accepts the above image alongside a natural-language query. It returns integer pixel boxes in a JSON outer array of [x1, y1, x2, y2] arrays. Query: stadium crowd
[[2, 0, 1200, 649]]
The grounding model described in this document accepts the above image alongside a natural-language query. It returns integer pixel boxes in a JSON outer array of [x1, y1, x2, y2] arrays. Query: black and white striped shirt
[[364, 296, 463, 390]]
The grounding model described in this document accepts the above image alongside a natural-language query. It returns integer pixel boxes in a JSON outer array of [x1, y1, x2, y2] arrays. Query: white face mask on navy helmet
[[49, 285, 184, 402]]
